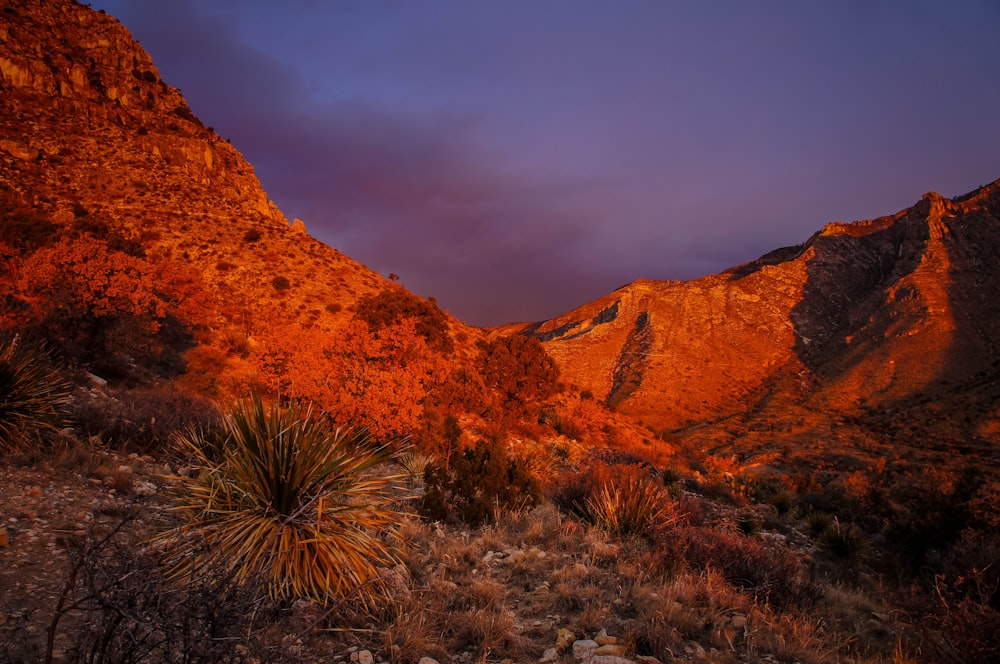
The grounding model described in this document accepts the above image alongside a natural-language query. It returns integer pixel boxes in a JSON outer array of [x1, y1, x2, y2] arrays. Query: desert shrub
[[768, 489, 798, 517], [243, 229, 261, 243], [40, 510, 295, 664], [673, 525, 809, 610], [420, 439, 540, 527], [71, 384, 220, 454], [807, 511, 834, 537], [271, 275, 291, 290], [355, 289, 453, 354], [539, 407, 586, 441], [0, 335, 71, 452], [587, 473, 678, 539], [478, 334, 559, 419], [161, 393, 408, 606], [816, 519, 867, 562], [736, 509, 761, 536]]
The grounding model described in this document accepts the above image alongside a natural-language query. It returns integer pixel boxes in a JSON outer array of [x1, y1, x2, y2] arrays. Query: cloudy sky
[[92, 1, 1000, 327]]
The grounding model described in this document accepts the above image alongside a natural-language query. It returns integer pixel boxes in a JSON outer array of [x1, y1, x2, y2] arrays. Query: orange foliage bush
[[16, 236, 164, 323], [255, 319, 447, 441]]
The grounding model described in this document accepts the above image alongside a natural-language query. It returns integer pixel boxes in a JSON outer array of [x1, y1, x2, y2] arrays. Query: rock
[[731, 614, 747, 629], [635, 657, 662, 664], [556, 628, 576, 653], [0, 526, 8, 548], [594, 645, 625, 657], [418, 658, 439, 664], [357, 650, 374, 664], [539, 648, 559, 663], [591, 657, 633, 664], [682, 642, 706, 660], [572, 639, 598, 661], [594, 634, 617, 646]]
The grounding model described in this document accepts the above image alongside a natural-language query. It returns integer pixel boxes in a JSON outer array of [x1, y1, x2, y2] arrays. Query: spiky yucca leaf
[[0, 335, 71, 452], [161, 394, 409, 606], [586, 474, 677, 538]]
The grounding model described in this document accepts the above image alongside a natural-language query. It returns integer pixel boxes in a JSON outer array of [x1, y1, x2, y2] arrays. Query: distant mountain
[[517, 181, 1000, 467]]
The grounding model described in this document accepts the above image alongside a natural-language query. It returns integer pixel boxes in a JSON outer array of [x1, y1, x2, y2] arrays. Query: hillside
[[0, 0, 478, 384], [519, 182, 1000, 470]]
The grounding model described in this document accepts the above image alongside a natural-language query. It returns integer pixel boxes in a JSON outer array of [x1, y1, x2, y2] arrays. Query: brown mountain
[[518, 182, 1000, 467], [0, 0, 487, 390]]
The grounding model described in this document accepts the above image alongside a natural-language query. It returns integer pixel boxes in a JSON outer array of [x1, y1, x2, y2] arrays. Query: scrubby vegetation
[[0, 335, 71, 452]]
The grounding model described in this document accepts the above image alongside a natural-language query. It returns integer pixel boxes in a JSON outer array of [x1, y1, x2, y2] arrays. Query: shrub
[[71, 384, 220, 454], [671, 524, 809, 609], [736, 509, 761, 536], [817, 519, 867, 562], [355, 289, 453, 354], [0, 335, 71, 452], [243, 229, 261, 243], [420, 439, 539, 527], [587, 473, 678, 539], [271, 275, 291, 290], [161, 393, 408, 607], [478, 334, 559, 420]]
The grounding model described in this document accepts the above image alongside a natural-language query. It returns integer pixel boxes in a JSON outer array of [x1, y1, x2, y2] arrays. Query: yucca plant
[[160, 393, 409, 607], [0, 334, 71, 452], [586, 473, 677, 538]]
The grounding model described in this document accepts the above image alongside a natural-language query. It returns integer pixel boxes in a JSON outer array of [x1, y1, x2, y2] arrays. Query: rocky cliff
[[0, 0, 482, 388], [521, 181, 1000, 463]]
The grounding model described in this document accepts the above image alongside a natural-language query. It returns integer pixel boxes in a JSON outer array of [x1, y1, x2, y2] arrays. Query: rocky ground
[[0, 440, 913, 664]]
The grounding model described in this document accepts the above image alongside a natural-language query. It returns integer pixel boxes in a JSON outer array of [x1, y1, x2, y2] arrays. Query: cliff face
[[0, 0, 445, 350], [523, 181, 1000, 457]]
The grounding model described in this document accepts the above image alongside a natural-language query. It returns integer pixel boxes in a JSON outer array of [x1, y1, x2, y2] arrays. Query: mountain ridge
[[517, 181, 1000, 464]]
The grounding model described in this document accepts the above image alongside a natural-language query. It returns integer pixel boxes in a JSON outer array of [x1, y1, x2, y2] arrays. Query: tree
[[478, 334, 559, 421]]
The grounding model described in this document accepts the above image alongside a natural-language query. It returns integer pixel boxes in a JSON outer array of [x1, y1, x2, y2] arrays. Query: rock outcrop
[[520, 181, 1000, 461]]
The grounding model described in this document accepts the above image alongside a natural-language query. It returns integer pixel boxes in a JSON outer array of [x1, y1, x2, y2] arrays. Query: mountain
[[0, 0, 486, 391], [0, 0, 661, 457], [518, 182, 1000, 468], [3, 0, 998, 474]]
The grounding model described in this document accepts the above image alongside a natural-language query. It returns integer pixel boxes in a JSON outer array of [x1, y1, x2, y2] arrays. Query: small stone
[[682, 642, 706, 660], [594, 645, 625, 657], [539, 648, 559, 663], [731, 614, 747, 629], [590, 657, 633, 664], [418, 658, 439, 664], [594, 634, 617, 646], [572, 639, 598, 661], [636, 656, 662, 664], [358, 650, 374, 664], [556, 628, 576, 653]]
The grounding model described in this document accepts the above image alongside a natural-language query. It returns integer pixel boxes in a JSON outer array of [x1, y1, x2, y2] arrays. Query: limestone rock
[[572, 640, 598, 661]]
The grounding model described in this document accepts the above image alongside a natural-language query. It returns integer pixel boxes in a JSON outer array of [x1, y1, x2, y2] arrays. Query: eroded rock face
[[523, 181, 1000, 440], [0, 0, 402, 346]]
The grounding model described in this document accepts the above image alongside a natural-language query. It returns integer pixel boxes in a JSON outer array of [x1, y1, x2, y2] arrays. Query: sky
[[91, 1, 1000, 327]]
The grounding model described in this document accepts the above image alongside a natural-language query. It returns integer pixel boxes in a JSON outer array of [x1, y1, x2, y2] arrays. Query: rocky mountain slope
[[0, 0, 483, 389], [519, 181, 1000, 466]]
